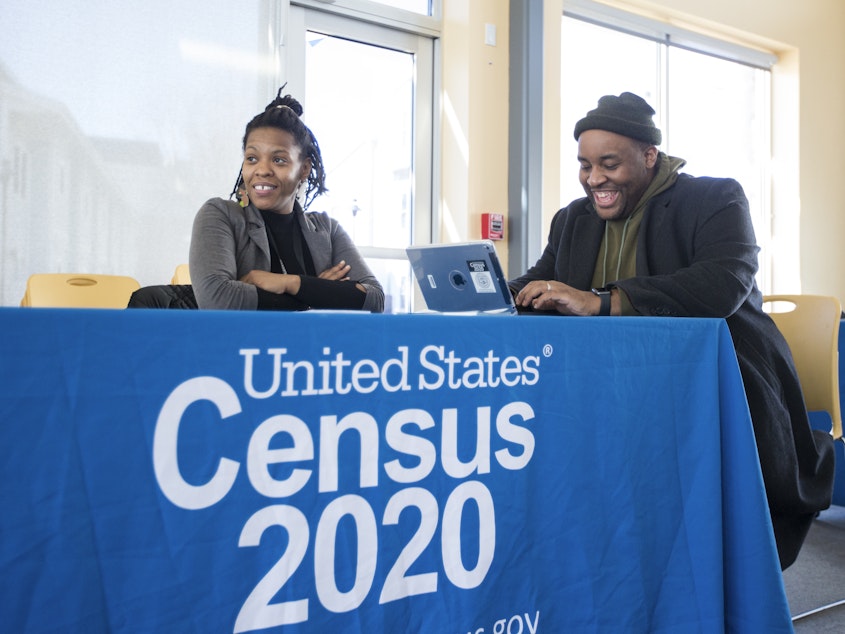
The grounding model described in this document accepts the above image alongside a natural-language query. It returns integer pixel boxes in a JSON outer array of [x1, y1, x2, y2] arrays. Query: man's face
[[577, 129, 658, 221]]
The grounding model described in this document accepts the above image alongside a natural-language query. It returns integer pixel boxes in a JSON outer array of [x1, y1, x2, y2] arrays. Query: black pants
[[127, 285, 198, 309]]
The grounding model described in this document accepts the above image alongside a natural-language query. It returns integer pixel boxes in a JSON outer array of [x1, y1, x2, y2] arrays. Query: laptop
[[406, 240, 517, 314]]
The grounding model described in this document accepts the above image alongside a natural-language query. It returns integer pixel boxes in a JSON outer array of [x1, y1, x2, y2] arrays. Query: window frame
[[293, 0, 442, 33], [285, 0, 439, 264], [508, 0, 776, 291], [563, 0, 776, 71]]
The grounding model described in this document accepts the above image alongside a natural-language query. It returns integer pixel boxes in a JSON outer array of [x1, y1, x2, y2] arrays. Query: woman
[[129, 88, 384, 312]]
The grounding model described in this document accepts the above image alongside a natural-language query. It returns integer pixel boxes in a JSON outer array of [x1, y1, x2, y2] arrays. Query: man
[[509, 91, 834, 569]]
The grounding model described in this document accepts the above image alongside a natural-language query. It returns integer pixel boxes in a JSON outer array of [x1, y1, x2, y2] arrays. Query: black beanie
[[573, 92, 662, 145]]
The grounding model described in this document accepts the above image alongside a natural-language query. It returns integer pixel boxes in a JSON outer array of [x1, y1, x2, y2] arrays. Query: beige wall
[[441, 0, 511, 271], [442, 0, 845, 303]]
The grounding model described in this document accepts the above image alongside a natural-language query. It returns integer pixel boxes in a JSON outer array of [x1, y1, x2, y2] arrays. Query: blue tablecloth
[[0, 308, 791, 632], [834, 320, 845, 505]]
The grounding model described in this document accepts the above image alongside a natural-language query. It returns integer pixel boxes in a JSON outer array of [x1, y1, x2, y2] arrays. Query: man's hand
[[514, 280, 605, 316]]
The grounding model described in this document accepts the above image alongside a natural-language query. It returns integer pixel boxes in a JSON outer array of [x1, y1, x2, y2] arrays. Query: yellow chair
[[170, 264, 191, 285], [763, 294, 842, 439], [20, 273, 141, 309]]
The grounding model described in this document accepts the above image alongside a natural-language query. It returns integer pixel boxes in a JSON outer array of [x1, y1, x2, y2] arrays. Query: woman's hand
[[319, 261, 367, 293], [318, 260, 352, 281], [240, 270, 301, 296]]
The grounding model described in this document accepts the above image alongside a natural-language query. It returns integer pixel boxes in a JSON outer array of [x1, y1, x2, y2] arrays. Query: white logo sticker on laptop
[[467, 260, 496, 294]]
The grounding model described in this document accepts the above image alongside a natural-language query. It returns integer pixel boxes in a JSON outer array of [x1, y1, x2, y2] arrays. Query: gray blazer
[[189, 198, 384, 312]]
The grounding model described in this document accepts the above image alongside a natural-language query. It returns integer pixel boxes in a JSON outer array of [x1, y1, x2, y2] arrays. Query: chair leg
[[792, 598, 845, 622]]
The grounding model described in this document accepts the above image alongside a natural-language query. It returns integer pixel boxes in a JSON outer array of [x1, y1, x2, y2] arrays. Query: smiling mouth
[[253, 184, 276, 192], [592, 190, 619, 208]]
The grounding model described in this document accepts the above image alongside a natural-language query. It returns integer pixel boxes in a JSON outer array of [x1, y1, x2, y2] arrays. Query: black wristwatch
[[591, 287, 612, 316]]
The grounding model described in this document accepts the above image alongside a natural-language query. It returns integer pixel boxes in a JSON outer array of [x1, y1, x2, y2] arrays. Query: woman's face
[[241, 126, 310, 214]]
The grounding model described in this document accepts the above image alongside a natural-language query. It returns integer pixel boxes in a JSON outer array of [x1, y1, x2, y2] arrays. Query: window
[[561, 3, 774, 290], [305, 33, 416, 313], [0, 0, 275, 306], [366, 0, 432, 15], [287, 2, 436, 313], [0, 0, 437, 310]]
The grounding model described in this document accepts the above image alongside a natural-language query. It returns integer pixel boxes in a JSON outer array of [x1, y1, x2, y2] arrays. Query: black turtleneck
[[255, 209, 366, 311]]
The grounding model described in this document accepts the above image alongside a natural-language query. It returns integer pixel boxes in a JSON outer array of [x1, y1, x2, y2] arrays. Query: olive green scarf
[[591, 152, 686, 289]]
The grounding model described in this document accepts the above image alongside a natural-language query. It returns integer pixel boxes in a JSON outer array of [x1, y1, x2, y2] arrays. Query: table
[[834, 320, 845, 505], [0, 308, 792, 632]]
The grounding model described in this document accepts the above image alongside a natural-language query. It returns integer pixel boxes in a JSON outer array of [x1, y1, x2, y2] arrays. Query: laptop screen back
[[405, 241, 516, 314]]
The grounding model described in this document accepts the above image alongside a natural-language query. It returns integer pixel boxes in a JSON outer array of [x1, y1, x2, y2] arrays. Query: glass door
[[286, 6, 435, 313]]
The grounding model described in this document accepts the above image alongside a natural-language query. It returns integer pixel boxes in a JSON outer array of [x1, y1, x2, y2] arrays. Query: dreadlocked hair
[[229, 85, 328, 211]]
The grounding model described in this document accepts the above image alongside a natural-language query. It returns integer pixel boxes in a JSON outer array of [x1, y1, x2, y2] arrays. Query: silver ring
[[546, 282, 551, 292]]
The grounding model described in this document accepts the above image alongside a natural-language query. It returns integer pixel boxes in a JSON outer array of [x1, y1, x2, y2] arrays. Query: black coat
[[510, 173, 834, 568]]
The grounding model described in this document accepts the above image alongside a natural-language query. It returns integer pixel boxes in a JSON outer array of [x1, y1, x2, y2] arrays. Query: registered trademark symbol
[[542, 344, 553, 357]]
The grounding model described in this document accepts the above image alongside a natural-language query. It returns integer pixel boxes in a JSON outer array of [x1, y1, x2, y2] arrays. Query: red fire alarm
[[481, 213, 504, 240]]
